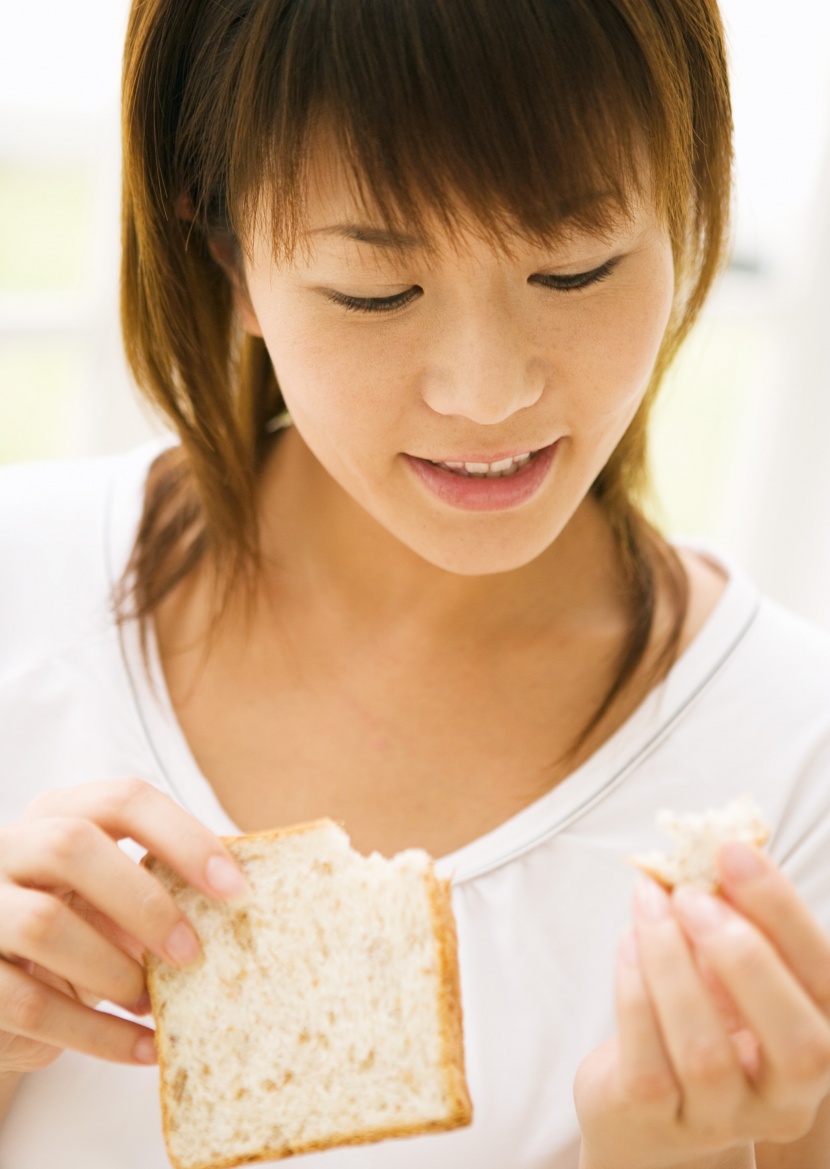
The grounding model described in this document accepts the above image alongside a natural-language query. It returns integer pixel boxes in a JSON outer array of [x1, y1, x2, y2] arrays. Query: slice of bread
[[143, 819, 473, 1169], [627, 792, 771, 892]]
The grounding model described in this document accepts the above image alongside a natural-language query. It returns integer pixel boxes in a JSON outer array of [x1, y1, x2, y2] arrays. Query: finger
[[692, 949, 747, 1034], [0, 959, 157, 1065], [0, 817, 203, 970], [614, 927, 680, 1116], [717, 841, 830, 1014], [0, 886, 147, 1012], [65, 897, 150, 967], [673, 885, 830, 1111], [20, 779, 250, 903], [690, 951, 762, 1081], [634, 878, 746, 1128]]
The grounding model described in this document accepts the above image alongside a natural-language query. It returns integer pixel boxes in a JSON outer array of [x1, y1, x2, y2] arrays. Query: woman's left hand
[[574, 841, 830, 1169]]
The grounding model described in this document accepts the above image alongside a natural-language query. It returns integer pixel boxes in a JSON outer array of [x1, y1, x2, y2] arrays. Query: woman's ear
[[206, 236, 264, 338], [174, 192, 264, 337]]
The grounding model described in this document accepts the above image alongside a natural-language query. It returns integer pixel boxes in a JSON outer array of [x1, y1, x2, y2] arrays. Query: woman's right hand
[[0, 779, 250, 1074]]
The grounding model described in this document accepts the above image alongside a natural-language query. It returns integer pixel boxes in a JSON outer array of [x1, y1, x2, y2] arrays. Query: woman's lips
[[402, 440, 558, 511]]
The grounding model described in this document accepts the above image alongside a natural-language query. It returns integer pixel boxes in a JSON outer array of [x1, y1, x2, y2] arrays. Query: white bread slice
[[143, 819, 473, 1169], [627, 793, 770, 892]]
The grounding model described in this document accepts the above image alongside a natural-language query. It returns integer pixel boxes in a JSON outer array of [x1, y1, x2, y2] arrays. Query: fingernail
[[165, 921, 202, 966], [634, 877, 671, 920], [205, 855, 251, 902], [619, 929, 640, 966], [134, 1034, 158, 1064], [720, 840, 766, 884], [673, 887, 729, 933]]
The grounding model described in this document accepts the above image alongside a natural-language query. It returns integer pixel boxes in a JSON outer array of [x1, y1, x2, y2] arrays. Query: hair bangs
[[219, 0, 687, 270]]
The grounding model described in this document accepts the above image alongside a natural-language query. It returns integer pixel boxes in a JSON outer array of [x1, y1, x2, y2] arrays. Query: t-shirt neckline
[[110, 438, 762, 885]]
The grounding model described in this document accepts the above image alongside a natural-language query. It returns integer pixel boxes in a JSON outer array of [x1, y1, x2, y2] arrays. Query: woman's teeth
[[430, 451, 535, 478]]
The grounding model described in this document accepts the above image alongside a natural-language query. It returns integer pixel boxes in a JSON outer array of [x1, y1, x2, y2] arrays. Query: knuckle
[[720, 921, 762, 967], [15, 894, 63, 950], [622, 1065, 679, 1108], [114, 777, 157, 815], [136, 881, 178, 932], [6, 982, 50, 1035], [43, 817, 94, 864], [679, 1037, 736, 1085], [782, 1030, 830, 1083], [720, 928, 764, 982], [771, 1104, 816, 1143]]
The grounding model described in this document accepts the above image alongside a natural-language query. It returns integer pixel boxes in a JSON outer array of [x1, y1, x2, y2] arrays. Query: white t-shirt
[[1, 438, 829, 1169]]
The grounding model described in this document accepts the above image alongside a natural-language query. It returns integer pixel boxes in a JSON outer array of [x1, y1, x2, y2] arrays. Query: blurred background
[[1, 0, 829, 628]]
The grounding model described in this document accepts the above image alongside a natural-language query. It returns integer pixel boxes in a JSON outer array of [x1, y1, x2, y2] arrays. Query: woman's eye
[[325, 288, 421, 315], [325, 257, 619, 315], [534, 257, 619, 292]]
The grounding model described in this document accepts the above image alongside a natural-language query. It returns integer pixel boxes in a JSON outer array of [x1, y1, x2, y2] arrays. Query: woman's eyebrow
[[307, 223, 428, 250], [306, 192, 626, 253]]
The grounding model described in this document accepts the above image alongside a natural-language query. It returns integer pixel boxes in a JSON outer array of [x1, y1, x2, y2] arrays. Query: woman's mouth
[[402, 441, 559, 511], [428, 450, 535, 477]]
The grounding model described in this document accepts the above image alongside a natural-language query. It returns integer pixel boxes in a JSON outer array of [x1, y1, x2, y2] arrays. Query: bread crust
[[627, 796, 771, 893], [142, 819, 473, 1169], [423, 869, 474, 1127]]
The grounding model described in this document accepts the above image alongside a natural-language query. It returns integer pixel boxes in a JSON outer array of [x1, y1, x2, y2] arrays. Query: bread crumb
[[628, 793, 770, 891]]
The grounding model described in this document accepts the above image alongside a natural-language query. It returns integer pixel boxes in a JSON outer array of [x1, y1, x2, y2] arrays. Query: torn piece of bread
[[143, 819, 473, 1169], [627, 793, 771, 892]]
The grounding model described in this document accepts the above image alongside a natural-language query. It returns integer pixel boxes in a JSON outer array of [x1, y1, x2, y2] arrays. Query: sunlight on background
[[0, 0, 152, 461], [1, 0, 830, 624], [0, 165, 94, 461]]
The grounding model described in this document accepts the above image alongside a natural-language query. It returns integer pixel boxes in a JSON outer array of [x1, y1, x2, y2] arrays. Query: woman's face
[[236, 141, 675, 576]]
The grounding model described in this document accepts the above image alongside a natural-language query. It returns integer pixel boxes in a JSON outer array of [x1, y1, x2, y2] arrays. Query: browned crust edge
[[141, 851, 187, 1169], [155, 1113, 475, 1169], [625, 824, 771, 892], [141, 824, 473, 1169], [423, 868, 474, 1128], [217, 818, 343, 849], [142, 947, 178, 1165], [625, 858, 677, 891]]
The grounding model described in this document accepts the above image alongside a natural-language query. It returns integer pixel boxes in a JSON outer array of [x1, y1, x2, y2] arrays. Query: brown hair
[[118, 0, 733, 764]]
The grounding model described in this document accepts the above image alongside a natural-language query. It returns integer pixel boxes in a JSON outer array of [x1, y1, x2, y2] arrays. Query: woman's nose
[[420, 318, 545, 425]]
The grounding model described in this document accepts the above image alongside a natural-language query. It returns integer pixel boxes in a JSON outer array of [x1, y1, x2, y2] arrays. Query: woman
[[0, 0, 829, 1165]]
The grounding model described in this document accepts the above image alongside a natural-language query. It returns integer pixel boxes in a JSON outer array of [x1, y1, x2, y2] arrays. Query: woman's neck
[[251, 427, 630, 650]]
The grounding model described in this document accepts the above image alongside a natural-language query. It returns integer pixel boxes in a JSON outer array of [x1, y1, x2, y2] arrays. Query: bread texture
[[627, 792, 771, 892], [142, 820, 472, 1169]]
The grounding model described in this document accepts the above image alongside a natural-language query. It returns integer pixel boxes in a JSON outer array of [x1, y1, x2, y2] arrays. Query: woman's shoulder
[[660, 541, 830, 786], [0, 437, 171, 672], [678, 540, 830, 686], [744, 591, 830, 731]]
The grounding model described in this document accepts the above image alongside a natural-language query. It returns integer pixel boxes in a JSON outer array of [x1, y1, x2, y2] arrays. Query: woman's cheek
[[591, 266, 673, 404], [553, 307, 670, 471], [269, 332, 409, 484]]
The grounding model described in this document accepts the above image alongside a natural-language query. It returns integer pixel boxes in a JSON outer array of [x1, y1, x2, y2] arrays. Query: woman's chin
[[396, 527, 560, 577]]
